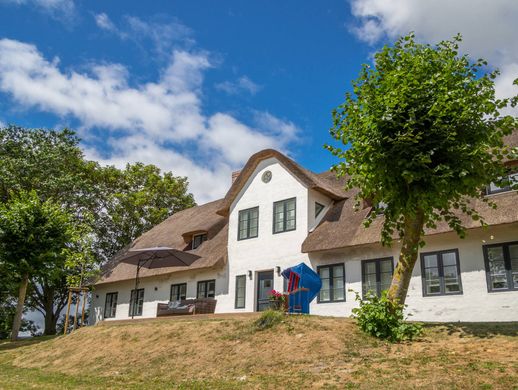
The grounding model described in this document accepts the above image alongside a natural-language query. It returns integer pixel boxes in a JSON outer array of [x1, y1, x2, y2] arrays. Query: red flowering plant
[[268, 289, 287, 311]]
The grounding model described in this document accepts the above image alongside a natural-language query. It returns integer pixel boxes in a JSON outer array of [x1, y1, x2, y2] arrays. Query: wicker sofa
[[156, 298, 217, 316]]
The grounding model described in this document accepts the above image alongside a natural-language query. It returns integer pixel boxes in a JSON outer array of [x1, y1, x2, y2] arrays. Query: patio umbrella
[[119, 247, 200, 318]]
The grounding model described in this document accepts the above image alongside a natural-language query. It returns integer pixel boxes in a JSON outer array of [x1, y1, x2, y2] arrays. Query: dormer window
[[192, 233, 207, 249], [315, 202, 325, 218], [486, 173, 518, 195]]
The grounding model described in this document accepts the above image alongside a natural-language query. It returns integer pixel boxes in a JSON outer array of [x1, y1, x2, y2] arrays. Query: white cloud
[[349, 0, 518, 112], [94, 12, 118, 34], [215, 76, 262, 95], [93, 13, 194, 58], [0, 38, 299, 203], [1, 0, 75, 20]]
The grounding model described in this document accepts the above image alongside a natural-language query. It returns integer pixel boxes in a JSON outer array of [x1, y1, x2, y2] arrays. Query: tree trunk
[[387, 208, 425, 306], [11, 273, 29, 341]]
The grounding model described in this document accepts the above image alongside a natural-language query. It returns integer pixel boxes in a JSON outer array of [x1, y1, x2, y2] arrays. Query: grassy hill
[[1, 313, 517, 389]]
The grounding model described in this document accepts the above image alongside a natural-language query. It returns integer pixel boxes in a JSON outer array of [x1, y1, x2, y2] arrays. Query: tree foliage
[[327, 33, 518, 306], [0, 125, 196, 335], [0, 191, 85, 339], [328, 33, 517, 244]]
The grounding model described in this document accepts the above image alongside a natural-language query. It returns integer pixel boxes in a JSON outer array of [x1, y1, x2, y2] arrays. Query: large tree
[[328, 34, 518, 305], [0, 191, 85, 340], [0, 126, 195, 335]]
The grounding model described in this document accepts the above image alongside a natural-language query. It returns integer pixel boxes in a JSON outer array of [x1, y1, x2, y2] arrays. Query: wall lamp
[[276, 266, 281, 276], [248, 270, 253, 280]]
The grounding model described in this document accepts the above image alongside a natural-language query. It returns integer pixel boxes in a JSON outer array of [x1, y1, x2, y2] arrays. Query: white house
[[90, 136, 518, 323]]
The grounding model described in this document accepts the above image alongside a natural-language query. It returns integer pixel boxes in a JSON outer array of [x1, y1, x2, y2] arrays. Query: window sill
[[317, 299, 346, 304], [422, 292, 464, 298]]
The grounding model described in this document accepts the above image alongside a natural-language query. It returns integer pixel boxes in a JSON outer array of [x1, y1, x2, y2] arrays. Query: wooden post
[[81, 289, 87, 327], [63, 289, 72, 335], [73, 293, 80, 330]]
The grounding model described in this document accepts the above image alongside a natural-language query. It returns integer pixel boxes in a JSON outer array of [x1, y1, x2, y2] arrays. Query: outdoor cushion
[[168, 300, 182, 309]]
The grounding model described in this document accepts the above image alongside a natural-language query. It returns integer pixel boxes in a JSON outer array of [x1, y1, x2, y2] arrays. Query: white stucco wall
[[309, 222, 518, 322], [89, 156, 518, 323], [90, 266, 228, 324], [220, 157, 313, 313]]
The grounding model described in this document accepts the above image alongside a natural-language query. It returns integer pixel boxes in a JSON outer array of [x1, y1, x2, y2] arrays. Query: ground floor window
[[104, 292, 118, 318], [317, 263, 345, 302], [362, 258, 394, 297], [484, 241, 518, 291], [129, 288, 144, 317], [197, 280, 216, 298], [170, 283, 187, 301], [235, 275, 246, 308], [420, 249, 462, 296]]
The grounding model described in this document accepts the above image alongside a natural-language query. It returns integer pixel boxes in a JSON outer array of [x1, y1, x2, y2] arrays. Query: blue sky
[[0, 0, 517, 203]]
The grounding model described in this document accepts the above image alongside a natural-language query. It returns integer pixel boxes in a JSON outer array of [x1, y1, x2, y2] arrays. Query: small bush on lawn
[[253, 310, 285, 331], [351, 290, 422, 342]]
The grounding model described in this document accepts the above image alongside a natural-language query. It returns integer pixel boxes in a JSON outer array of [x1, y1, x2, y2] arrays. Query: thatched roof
[[302, 190, 518, 253], [216, 149, 347, 216], [95, 135, 518, 284], [95, 199, 228, 285]]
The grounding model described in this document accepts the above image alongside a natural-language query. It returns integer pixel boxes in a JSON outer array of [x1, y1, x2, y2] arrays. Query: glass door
[[256, 270, 274, 311]]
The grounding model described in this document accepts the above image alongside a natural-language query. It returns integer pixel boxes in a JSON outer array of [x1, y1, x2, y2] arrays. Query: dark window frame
[[317, 263, 346, 303], [129, 288, 144, 317], [483, 241, 518, 292], [315, 202, 325, 218], [170, 283, 187, 301], [237, 206, 259, 241], [234, 275, 247, 309], [485, 172, 518, 195], [192, 233, 207, 249], [361, 257, 394, 297], [273, 197, 297, 234], [197, 279, 216, 298], [420, 249, 463, 297], [104, 292, 118, 318]]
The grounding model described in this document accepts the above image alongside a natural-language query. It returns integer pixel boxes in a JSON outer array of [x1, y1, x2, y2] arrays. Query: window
[[104, 292, 118, 318], [484, 242, 518, 292], [420, 249, 462, 296], [170, 283, 187, 301], [235, 275, 246, 308], [317, 263, 345, 302], [238, 207, 259, 240], [197, 280, 216, 298], [129, 288, 144, 317], [362, 258, 394, 297], [315, 202, 325, 218], [273, 197, 296, 233], [192, 233, 207, 249], [486, 173, 518, 195]]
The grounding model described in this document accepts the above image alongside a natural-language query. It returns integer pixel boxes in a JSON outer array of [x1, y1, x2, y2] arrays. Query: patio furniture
[[156, 298, 217, 316]]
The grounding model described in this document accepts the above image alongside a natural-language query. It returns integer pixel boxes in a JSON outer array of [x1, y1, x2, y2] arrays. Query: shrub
[[351, 290, 422, 342], [253, 310, 285, 331]]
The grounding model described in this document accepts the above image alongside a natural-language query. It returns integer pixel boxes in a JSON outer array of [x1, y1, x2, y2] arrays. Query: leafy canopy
[[327, 33, 518, 245], [0, 191, 84, 281]]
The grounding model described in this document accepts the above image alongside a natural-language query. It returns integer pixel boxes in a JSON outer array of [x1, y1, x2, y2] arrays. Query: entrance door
[[257, 270, 274, 311]]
